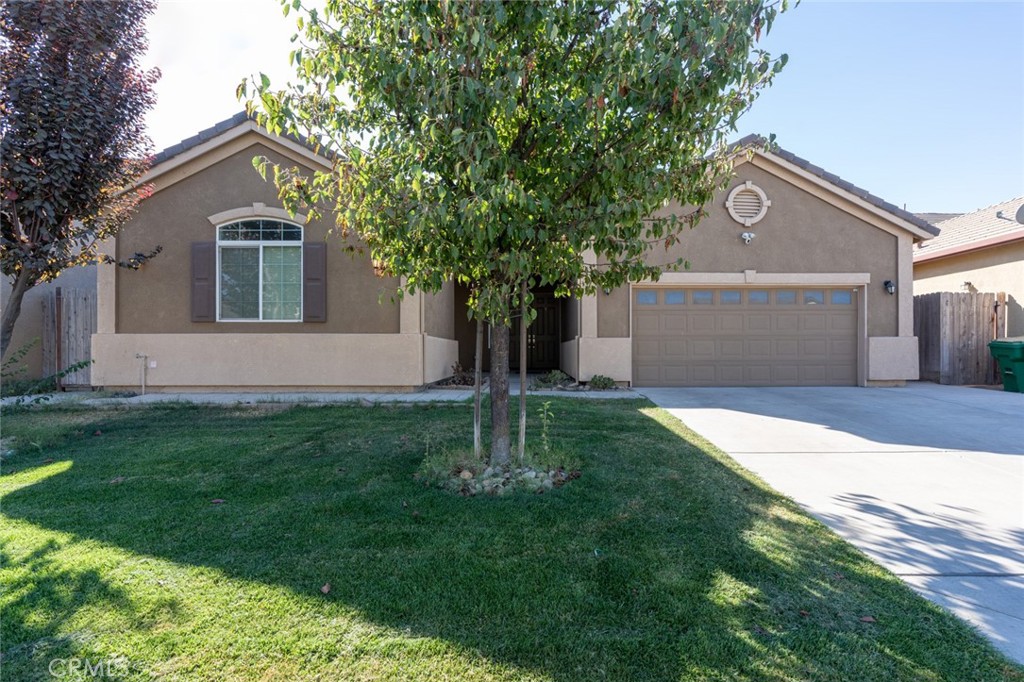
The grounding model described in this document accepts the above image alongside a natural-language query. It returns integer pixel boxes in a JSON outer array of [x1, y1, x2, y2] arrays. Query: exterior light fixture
[[883, 280, 896, 295]]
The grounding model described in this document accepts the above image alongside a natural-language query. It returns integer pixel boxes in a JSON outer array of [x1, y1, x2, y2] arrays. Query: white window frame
[[215, 219, 304, 322]]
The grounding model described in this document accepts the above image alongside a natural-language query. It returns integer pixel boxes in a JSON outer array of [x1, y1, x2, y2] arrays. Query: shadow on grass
[[1, 401, 1019, 681], [0, 537, 177, 680]]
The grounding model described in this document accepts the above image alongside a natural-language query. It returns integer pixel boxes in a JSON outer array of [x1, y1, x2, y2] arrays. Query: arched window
[[217, 219, 304, 321]]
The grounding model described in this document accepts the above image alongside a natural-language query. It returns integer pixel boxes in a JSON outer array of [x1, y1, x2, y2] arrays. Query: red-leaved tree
[[0, 0, 161, 357]]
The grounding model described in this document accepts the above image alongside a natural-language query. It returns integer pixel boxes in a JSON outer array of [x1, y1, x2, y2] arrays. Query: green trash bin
[[988, 337, 1024, 393]]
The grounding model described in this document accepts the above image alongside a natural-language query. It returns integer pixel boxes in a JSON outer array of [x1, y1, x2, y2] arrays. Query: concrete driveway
[[640, 382, 1024, 664]]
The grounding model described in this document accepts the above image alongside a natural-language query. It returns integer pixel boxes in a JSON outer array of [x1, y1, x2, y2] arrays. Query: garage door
[[632, 287, 858, 387]]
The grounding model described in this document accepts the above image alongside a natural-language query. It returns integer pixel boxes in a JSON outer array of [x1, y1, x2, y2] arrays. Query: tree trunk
[[518, 280, 527, 464], [473, 318, 483, 461], [489, 320, 511, 467], [1, 269, 34, 360]]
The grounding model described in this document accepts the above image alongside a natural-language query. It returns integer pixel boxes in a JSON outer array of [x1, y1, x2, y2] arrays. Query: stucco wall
[[424, 281, 455, 340], [115, 140, 400, 335], [1, 266, 96, 380], [915, 241, 1024, 336], [93, 332, 429, 391], [596, 162, 900, 339]]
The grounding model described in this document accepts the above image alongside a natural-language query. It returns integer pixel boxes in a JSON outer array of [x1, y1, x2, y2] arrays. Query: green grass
[[1, 399, 1020, 681]]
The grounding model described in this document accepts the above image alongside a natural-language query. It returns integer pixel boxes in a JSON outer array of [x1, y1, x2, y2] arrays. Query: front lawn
[[1, 400, 1019, 681]]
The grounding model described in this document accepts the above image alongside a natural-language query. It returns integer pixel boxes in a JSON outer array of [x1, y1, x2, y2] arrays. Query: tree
[[245, 0, 789, 466], [0, 0, 160, 358]]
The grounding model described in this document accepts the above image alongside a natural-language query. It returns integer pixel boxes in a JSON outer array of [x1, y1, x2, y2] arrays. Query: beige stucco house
[[914, 198, 1024, 337], [92, 115, 937, 391]]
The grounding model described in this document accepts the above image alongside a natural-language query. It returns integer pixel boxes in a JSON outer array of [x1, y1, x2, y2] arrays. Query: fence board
[[914, 291, 1006, 385], [40, 287, 96, 389]]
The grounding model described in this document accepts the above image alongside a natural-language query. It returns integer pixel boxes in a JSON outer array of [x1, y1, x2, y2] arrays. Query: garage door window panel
[[776, 290, 797, 305], [803, 290, 825, 305], [664, 290, 686, 305], [720, 290, 742, 304], [636, 290, 658, 305], [748, 290, 769, 304], [693, 290, 714, 305], [831, 289, 853, 305]]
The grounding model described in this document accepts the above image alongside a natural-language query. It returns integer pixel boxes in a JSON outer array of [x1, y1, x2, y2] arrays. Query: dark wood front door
[[510, 290, 560, 371]]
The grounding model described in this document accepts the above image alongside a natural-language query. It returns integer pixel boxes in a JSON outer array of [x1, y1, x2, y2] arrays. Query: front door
[[510, 289, 561, 371]]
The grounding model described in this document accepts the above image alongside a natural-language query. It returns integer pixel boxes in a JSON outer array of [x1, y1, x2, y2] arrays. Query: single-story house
[[92, 114, 937, 391], [914, 197, 1024, 337]]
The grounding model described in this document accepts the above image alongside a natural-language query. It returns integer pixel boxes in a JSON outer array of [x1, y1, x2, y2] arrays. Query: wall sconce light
[[602, 287, 612, 296], [883, 280, 896, 295]]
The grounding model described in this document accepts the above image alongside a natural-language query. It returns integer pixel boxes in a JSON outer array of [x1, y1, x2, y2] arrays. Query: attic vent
[[726, 181, 771, 227]]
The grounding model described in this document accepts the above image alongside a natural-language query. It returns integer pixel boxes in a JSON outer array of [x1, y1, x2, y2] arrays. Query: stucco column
[[580, 292, 598, 338], [96, 237, 116, 334], [897, 232, 913, 337], [399, 280, 423, 335]]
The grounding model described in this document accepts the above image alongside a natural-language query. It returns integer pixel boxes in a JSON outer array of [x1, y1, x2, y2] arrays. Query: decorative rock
[[523, 470, 537, 479], [460, 470, 474, 480], [483, 467, 495, 479]]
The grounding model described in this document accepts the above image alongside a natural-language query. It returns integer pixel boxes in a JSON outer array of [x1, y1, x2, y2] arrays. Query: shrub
[[588, 375, 616, 390], [446, 362, 476, 386], [530, 369, 572, 390]]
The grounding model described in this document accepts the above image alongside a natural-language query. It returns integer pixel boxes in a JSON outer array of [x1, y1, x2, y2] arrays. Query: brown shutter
[[303, 242, 327, 322], [191, 242, 217, 322]]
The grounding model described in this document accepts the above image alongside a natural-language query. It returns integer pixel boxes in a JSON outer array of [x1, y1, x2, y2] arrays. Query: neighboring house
[[914, 198, 1024, 337], [92, 115, 937, 391], [2, 265, 97, 381]]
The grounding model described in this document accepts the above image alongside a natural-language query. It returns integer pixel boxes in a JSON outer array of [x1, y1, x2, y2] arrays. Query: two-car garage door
[[632, 287, 858, 387]]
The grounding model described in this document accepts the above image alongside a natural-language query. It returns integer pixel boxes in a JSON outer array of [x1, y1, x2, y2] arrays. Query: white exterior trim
[[642, 271, 872, 286], [207, 202, 307, 226], [215, 219, 304, 323], [137, 125, 332, 196], [733, 153, 936, 241]]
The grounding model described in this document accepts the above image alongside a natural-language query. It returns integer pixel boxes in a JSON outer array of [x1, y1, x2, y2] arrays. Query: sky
[[143, 0, 1024, 215]]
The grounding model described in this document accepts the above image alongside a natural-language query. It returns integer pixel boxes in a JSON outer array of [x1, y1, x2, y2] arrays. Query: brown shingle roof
[[731, 134, 940, 237], [150, 121, 944, 239], [150, 111, 336, 167], [914, 197, 1024, 262]]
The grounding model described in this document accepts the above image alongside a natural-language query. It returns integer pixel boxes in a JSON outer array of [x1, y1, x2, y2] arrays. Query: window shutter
[[303, 242, 327, 322], [191, 241, 217, 322]]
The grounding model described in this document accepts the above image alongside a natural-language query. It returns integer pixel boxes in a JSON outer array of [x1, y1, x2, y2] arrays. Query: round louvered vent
[[725, 181, 770, 226]]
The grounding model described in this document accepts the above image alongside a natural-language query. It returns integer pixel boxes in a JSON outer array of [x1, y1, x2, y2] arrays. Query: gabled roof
[[914, 197, 1024, 263], [150, 111, 254, 166], [139, 111, 332, 194], [146, 117, 941, 240], [150, 110, 335, 167], [731, 134, 940, 239]]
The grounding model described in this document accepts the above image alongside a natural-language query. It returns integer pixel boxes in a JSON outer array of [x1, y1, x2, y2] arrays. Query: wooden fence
[[42, 287, 96, 389], [914, 291, 1007, 385]]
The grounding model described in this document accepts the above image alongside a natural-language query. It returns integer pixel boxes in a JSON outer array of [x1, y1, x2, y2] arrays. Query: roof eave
[[914, 228, 1024, 264], [730, 142, 939, 241]]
